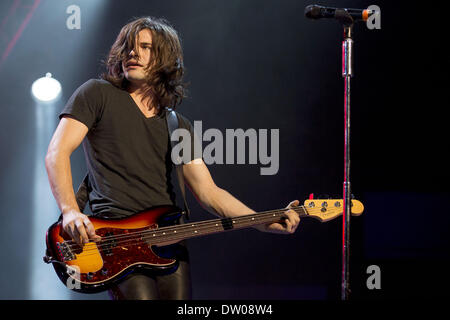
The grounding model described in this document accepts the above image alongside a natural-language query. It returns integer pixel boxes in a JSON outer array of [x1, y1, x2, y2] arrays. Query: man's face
[[122, 29, 153, 84]]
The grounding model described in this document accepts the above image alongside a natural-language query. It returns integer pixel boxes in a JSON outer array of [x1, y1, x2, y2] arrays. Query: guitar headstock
[[303, 199, 364, 222]]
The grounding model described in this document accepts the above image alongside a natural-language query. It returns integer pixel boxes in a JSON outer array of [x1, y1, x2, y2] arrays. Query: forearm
[[45, 151, 80, 215], [183, 161, 299, 234]]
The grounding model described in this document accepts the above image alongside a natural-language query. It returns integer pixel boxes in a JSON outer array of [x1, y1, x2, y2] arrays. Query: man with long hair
[[45, 16, 300, 300]]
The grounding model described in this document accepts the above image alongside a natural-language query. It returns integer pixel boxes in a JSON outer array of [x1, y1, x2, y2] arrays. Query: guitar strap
[[74, 109, 190, 220], [165, 109, 191, 220], [75, 173, 90, 213]]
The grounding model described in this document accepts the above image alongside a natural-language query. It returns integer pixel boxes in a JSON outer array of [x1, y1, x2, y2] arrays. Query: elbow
[[45, 149, 56, 173], [45, 146, 68, 172]]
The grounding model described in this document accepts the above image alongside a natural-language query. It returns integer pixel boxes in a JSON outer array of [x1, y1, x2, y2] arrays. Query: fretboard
[[146, 206, 308, 244]]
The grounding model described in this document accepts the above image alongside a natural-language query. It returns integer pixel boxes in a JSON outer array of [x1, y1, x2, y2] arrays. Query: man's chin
[[125, 75, 147, 85]]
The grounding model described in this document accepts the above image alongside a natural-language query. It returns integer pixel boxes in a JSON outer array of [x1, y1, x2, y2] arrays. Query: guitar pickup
[[102, 232, 116, 256]]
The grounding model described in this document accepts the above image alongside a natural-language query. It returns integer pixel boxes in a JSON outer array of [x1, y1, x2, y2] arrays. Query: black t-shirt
[[60, 79, 196, 218]]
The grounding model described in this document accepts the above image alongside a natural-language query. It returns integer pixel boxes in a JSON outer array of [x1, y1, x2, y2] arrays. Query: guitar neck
[[149, 206, 308, 244]]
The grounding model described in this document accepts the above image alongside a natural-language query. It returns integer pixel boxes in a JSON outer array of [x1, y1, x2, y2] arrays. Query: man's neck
[[127, 80, 146, 95], [127, 82, 159, 115]]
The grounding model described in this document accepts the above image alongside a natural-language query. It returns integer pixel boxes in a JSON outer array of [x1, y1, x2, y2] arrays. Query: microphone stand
[[337, 10, 354, 301]]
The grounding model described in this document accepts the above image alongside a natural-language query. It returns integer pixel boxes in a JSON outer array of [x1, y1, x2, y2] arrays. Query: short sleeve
[[176, 112, 203, 163], [59, 79, 104, 130]]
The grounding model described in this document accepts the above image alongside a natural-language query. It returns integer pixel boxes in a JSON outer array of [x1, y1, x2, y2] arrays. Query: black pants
[[107, 243, 192, 300]]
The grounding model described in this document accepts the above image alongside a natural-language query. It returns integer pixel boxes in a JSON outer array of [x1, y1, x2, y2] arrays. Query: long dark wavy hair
[[102, 17, 187, 110]]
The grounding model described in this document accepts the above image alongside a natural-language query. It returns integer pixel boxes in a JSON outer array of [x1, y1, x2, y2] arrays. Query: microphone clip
[[335, 9, 354, 27]]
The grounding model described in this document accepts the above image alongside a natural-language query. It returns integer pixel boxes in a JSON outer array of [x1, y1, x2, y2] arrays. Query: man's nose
[[129, 49, 138, 57]]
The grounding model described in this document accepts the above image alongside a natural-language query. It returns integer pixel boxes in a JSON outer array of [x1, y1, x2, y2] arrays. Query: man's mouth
[[126, 61, 142, 68]]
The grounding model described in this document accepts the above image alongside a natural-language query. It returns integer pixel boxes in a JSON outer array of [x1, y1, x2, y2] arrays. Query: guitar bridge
[[56, 242, 76, 262]]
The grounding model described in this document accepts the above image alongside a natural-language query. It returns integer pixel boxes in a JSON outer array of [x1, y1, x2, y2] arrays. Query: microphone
[[305, 5, 374, 23]]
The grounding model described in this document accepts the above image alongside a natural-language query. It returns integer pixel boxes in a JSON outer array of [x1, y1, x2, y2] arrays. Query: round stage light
[[31, 73, 62, 102]]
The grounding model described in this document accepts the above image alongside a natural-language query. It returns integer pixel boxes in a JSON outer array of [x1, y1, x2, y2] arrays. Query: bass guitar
[[44, 198, 364, 293]]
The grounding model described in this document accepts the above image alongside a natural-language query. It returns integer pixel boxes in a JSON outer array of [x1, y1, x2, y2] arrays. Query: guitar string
[[60, 204, 355, 261], [61, 204, 353, 253], [67, 210, 286, 252], [62, 205, 309, 247], [64, 218, 280, 261], [61, 203, 339, 249], [62, 206, 304, 251], [58, 204, 353, 258], [61, 215, 300, 261], [63, 200, 356, 247]]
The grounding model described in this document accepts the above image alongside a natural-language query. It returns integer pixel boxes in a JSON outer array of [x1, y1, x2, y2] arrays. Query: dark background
[[0, 0, 448, 300]]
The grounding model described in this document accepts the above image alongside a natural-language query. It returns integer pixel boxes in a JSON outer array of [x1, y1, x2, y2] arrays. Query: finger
[[286, 210, 300, 227], [294, 217, 301, 229], [65, 222, 76, 241], [286, 201, 300, 219], [290, 220, 297, 233], [72, 225, 82, 246], [287, 200, 300, 208], [284, 210, 297, 226], [290, 219, 298, 232], [281, 218, 292, 232], [83, 217, 101, 241], [75, 218, 89, 244]]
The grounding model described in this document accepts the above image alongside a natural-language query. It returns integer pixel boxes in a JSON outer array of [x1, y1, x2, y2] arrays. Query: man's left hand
[[256, 200, 301, 234]]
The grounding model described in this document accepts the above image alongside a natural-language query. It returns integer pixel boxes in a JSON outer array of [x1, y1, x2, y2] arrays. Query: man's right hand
[[62, 210, 101, 246]]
